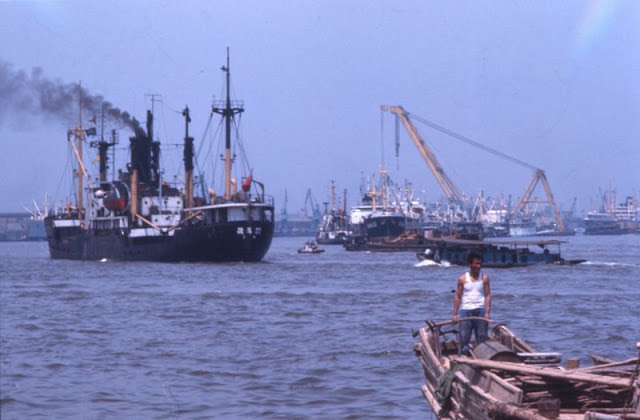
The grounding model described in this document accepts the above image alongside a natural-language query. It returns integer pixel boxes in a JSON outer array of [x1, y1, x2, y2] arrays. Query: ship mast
[[66, 85, 94, 218], [183, 106, 194, 212], [212, 47, 244, 201], [77, 91, 83, 217], [330, 180, 336, 211]]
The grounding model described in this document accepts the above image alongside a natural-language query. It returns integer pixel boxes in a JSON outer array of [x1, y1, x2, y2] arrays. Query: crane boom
[[381, 105, 463, 203], [512, 169, 565, 232]]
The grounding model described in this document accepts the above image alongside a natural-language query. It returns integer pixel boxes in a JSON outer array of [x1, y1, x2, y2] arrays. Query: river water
[[1, 234, 639, 419]]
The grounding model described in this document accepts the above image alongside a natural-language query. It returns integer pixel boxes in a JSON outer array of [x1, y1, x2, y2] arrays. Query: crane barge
[[381, 105, 567, 235]]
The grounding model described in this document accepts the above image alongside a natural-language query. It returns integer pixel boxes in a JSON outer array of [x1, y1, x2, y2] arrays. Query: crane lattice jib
[[381, 105, 462, 203], [512, 170, 565, 232]]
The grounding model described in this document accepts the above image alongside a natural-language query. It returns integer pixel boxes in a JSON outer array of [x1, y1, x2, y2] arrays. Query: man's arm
[[453, 275, 464, 321], [483, 274, 491, 319]]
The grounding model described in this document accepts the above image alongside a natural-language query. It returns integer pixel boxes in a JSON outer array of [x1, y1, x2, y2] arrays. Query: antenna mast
[[212, 48, 244, 200]]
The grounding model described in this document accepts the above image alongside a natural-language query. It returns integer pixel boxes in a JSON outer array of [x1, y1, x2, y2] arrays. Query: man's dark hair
[[467, 251, 483, 264]]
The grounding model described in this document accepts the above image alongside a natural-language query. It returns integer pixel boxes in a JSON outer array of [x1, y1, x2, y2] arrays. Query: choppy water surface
[[1, 235, 639, 419]]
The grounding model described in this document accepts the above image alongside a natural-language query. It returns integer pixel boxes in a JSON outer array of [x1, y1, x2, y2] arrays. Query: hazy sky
[[1, 0, 638, 216]]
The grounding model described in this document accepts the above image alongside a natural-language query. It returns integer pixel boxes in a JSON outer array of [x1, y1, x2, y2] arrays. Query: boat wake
[[579, 261, 639, 268], [414, 260, 451, 268]]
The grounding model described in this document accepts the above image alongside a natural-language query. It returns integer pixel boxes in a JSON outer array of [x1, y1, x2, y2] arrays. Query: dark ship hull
[[364, 213, 406, 240], [45, 205, 274, 262], [316, 234, 347, 245], [583, 212, 634, 235]]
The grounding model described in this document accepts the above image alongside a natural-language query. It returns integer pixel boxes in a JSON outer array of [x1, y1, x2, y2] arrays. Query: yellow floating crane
[[380, 105, 566, 233]]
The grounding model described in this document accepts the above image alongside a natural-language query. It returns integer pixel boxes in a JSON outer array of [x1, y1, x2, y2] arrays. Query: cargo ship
[[584, 190, 639, 235], [44, 50, 274, 262]]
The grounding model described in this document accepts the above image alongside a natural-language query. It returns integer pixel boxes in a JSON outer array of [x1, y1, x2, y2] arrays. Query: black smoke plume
[[0, 60, 144, 136]]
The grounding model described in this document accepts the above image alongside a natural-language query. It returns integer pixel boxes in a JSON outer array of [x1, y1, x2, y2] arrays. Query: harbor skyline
[[1, 1, 638, 215]]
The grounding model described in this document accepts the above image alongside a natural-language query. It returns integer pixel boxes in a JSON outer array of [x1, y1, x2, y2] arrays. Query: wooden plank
[[578, 358, 637, 372], [591, 354, 615, 365], [453, 357, 631, 387], [420, 384, 446, 418], [458, 364, 523, 404], [419, 329, 446, 378], [449, 370, 547, 420], [487, 402, 556, 420]]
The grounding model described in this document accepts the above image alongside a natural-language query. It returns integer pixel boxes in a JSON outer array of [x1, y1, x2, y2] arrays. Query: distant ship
[[0, 212, 47, 241], [316, 181, 349, 244], [583, 211, 633, 235], [584, 190, 639, 235], [316, 210, 349, 244], [44, 50, 274, 262], [343, 169, 425, 250], [507, 216, 537, 237]]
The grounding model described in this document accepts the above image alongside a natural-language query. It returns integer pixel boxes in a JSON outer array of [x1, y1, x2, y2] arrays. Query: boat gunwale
[[186, 201, 274, 212]]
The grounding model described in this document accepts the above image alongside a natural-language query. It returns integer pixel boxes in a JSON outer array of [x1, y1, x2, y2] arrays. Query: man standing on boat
[[452, 251, 491, 355]]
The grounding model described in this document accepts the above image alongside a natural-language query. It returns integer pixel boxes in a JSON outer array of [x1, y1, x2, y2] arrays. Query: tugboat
[[44, 49, 275, 262], [297, 240, 325, 254]]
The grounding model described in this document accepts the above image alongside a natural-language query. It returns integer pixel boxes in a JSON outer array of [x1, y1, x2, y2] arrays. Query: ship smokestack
[[98, 141, 109, 183], [129, 120, 152, 185], [146, 110, 153, 143]]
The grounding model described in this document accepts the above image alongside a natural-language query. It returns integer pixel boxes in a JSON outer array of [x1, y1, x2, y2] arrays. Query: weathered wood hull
[[414, 322, 640, 419]]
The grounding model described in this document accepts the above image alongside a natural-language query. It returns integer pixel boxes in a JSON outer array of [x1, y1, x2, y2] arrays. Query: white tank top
[[460, 272, 485, 310]]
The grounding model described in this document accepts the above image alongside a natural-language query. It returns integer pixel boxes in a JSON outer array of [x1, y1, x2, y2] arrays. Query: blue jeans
[[458, 308, 488, 355]]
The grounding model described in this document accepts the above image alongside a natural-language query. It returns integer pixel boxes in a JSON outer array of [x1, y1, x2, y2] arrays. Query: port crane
[[303, 188, 322, 225], [381, 105, 566, 233], [380, 105, 463, 204]]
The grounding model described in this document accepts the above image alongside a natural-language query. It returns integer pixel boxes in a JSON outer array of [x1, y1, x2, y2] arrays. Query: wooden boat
[[414, 238, 585, 268], [414, 318, 640, 419]]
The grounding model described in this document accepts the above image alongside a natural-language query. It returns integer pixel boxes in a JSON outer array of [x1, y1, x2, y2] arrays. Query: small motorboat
[[297, 240, 325, 254]]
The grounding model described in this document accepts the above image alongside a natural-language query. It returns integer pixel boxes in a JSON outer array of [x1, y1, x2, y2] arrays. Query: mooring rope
[[435, 365, 461, 415]]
